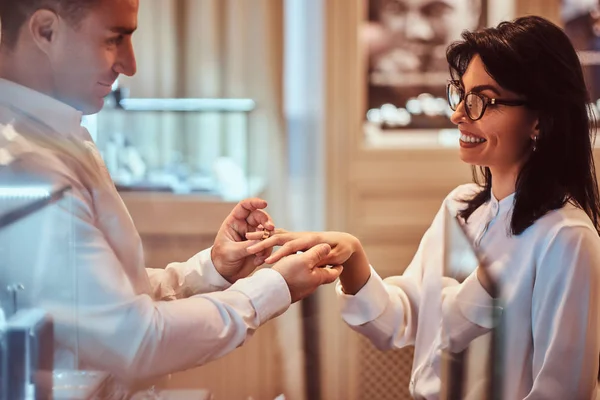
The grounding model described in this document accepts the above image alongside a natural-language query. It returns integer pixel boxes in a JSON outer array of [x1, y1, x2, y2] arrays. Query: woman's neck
[[490, 166, 519, 201]]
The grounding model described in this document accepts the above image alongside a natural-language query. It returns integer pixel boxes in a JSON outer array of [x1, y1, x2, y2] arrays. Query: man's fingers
[[317, 265, 343, 285], [229, 198, 268, 221], [245, 209, 274, 230], [300, 243, 331, 268]]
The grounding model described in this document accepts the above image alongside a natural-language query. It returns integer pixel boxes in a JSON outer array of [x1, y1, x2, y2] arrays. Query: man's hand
[[272, 243, 343, 303], [211, 198, 275, 283], [246, 230, 359, 267]]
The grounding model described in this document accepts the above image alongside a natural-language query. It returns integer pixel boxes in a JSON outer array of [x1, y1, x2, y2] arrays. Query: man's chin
[[79, 98, 105, 115]]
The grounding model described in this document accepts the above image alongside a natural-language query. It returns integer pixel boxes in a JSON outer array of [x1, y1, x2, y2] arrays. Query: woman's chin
[[459, 151, 476, 164], [458, 152, 487, 167]]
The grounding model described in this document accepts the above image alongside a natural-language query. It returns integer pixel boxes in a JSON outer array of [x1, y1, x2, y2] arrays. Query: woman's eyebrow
[[468, 84, 502, 96]]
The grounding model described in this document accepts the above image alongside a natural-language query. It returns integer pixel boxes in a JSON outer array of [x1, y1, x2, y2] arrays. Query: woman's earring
[[532, 136, 538, 152]]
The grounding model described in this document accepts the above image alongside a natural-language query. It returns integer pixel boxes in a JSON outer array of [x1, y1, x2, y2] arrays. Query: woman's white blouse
[[337, 184, 600, 399]]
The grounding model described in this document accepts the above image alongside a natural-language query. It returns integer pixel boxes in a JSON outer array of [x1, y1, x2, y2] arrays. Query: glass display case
[[0, 169, 216, 399], [84, 92, 266, 202], [0, 170, 113, 399]]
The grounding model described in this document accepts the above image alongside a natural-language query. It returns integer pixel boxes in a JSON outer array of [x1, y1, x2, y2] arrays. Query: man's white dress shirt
[[0, 78, 292, 388]]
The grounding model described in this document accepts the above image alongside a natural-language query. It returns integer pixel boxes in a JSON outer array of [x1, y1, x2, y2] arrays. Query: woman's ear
[[532, 122, 540, 140], [531, 113, 541, 140]]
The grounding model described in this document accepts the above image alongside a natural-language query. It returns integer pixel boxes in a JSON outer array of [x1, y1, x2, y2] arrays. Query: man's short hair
[[0, 0, 99, 49]]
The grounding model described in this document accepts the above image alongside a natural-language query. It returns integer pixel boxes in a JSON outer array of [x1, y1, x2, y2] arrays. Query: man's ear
[[28, 9, 60, 55]]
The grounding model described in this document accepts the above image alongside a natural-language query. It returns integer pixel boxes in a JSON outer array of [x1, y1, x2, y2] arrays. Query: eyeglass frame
[[446, 80, 528, 121]]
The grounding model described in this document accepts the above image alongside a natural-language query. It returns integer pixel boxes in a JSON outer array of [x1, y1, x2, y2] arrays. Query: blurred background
[[4, 0, 600, 399]]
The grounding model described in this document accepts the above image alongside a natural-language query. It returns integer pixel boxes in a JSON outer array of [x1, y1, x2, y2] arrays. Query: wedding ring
[[261, 229, 270, 240]]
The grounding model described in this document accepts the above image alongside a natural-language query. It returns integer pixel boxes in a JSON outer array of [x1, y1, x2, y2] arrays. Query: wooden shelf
[[120, 192, 235, 236]]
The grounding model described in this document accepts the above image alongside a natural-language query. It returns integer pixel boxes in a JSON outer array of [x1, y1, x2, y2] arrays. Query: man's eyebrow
[[110, 26, 137, 35]]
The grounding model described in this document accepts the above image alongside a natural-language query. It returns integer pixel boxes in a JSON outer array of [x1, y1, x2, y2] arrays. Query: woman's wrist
[[340, 243, 371, 295], [348, 234, 361, 254]]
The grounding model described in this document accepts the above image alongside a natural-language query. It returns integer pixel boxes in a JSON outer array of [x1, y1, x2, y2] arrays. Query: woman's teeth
[[460, 134, 486, 143]]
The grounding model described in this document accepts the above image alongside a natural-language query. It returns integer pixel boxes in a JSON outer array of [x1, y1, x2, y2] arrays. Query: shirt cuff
[[455, 271, 498, 329], [336, 266, 389, 326], [193, 247, 232, 291], [228, 268, 291, 324]]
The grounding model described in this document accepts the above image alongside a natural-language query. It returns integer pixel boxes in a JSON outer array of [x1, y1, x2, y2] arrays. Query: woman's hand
[[246, 229, 360, 267], [247, 229, 371, 295]]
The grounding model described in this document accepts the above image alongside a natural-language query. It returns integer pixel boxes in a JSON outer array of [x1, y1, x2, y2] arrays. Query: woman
[[248, 16, 600, 399]]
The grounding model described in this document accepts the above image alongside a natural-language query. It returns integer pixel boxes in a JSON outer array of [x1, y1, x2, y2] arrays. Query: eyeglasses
[[446, 80, 528, 121]]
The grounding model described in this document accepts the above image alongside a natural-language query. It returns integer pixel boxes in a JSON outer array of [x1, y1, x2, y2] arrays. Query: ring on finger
[[261, 228, 270, 240]]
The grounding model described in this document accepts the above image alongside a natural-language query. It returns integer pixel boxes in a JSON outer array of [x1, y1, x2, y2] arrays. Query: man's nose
[[114, 41, 137, 77]]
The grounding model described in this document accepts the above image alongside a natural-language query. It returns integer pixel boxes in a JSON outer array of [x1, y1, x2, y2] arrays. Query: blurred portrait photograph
[[364, 0, 486, 131], [562, 0, 600, 105]]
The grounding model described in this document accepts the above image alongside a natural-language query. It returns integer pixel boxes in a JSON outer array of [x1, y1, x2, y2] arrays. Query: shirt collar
[[0, 78, 84, 138], [490, 190, 516, 215]]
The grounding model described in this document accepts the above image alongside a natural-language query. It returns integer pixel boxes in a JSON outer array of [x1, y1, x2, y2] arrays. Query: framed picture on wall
[[363, 0, 488, 134], [562, 0, 600, 108]]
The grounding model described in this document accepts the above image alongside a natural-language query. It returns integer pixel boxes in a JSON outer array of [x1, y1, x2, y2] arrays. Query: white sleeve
[[335, 254, 495, 353], [335, 204, 442, 350], [336, 264, 422, 350], [37, 189, 291, 384], [335, 184, 492, 352], [524, 226, 600, 399], [145, 248, 233, 300]]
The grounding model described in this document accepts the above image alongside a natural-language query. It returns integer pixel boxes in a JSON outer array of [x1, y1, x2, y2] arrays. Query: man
[[0, 0, 341, 391]]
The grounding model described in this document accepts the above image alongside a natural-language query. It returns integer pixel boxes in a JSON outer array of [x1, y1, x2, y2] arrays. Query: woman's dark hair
[[447, 15, 600, 235]]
